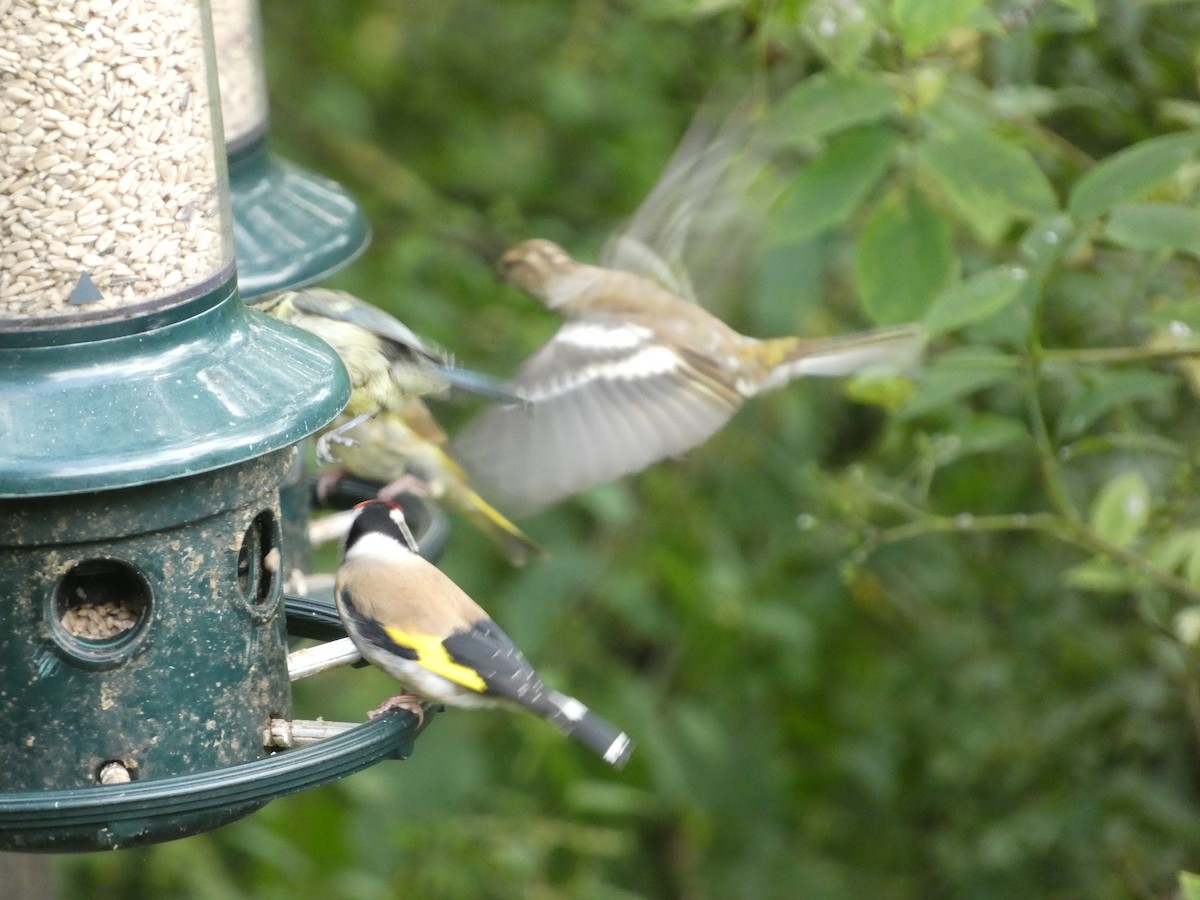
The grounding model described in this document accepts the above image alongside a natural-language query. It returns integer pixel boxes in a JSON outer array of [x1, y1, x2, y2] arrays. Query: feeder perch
[[0, 0, 430, 852], [212, 0, 370, 299]]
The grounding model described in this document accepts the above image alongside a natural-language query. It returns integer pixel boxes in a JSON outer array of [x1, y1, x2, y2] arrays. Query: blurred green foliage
[[58, 0, 1200, 897]]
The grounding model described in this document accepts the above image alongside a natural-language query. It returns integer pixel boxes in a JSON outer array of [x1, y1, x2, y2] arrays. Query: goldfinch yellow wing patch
[[382, 626, 488, 693]]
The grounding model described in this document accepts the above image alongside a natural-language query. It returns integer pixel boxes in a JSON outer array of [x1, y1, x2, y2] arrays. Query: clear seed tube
[[0, 0, 234, 324], [210, 0, 269, 152]]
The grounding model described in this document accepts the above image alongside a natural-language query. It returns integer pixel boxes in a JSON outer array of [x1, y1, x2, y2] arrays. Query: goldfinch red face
[[344, 500, 419, 557]]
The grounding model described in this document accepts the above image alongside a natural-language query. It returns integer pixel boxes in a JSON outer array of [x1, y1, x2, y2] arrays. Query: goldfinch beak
[[390, 507, 420, 553]]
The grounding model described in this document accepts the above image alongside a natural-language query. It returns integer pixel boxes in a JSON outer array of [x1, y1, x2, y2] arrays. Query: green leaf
[[892, 0, 985, 56], [1175, 609, 1200, 645], [1150, 530, 1200, 586], [923, 265, 1028, 336], [773, 126, 902, 243], [1183, 543, 1200, 589], [919, 128, 1058, 242], [1089, 470, 1151, 548], [931, 413, 1030, 464], [988, 86, 1061, 120], [1055, 370, 1178, 441], [801, 0, 879, 70], [899, 347, 1019, 420], [1105, 202, 1200, 259], [956, 413, 1030, 455], [1142, 300, 1200, 333], [855, 186, 958, 324], [1018, 216, 1075, 276], [1067, 129, 1200, 222], [768, 71, 897, 144], [843, 373, 917, 412]]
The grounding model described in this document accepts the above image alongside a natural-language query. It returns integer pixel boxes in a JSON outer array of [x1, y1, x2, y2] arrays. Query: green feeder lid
[[0, 277, 351, 498], [230, 139, 371, 300]]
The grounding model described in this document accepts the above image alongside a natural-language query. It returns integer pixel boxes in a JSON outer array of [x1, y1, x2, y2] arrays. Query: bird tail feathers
[[756, 324, 925, 392], [444, 479, 546, 567], [430, 363, 528, 406], [536, 690, 634, 769]]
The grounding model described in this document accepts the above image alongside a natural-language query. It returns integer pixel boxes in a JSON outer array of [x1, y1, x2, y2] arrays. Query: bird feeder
[[211, 0, 370, 299], [0, 0, 419, 852]]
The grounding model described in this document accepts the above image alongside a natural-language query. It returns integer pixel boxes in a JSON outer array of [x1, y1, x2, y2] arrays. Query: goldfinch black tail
[[535, 690, 634, 769]]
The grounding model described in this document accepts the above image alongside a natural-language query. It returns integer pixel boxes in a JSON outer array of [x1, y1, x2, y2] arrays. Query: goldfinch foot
[[368, 693, 426, 728], [314, 467, 348, 505], [316, 412, 372, 464], [377, 473, 434, 502]]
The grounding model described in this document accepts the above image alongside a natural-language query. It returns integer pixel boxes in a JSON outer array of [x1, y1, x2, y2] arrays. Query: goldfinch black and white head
[[335, 500, 633, 769]]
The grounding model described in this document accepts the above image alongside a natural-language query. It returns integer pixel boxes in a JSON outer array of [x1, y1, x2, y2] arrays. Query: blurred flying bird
[[451, 101, 924, 514]]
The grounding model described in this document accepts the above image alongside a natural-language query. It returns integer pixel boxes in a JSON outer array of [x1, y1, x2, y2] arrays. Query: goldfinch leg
[[368, 693, 426, 728], [316, 412, 373, 464], [376, 473, 433, 502], [314, 467, 348, 505]]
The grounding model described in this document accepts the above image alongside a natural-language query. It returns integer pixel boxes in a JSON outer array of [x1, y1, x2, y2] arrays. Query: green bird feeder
[[0, 0, 420, 853], [211, 0, 370, 300]]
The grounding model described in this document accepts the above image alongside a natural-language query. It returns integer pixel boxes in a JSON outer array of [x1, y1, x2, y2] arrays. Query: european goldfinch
[[334, 500, 633, 768]]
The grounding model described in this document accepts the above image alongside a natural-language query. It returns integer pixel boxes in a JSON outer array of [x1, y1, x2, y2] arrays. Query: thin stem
[[1042, 344, 1200, 366], [1022, 360, 1081, 522], [874, 508, 1200, 607], [877, 511, 1058, 545]]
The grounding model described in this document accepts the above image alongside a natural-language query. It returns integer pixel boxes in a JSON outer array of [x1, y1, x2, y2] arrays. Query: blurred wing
[[602, 234, 697, 303], [757, 324, 928, 392], [290, 289, 446, 363], [601, 90, 766, 307], [451, 318, 743, 515], [428, 363, 526, 404]]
